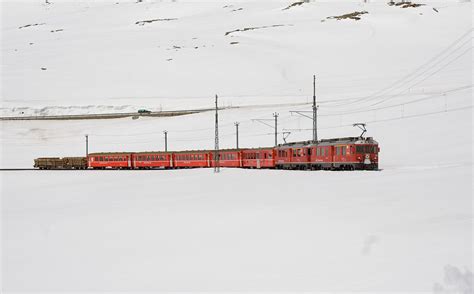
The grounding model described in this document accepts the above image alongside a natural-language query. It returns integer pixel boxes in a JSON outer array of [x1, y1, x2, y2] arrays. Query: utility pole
[[163, 130, 168, 152], [312, 75, 318, 142], [234, 122, 240, 149], [85, 134, 89, 156], [273, 112, 279, 146], [214, 95, 220, 173]]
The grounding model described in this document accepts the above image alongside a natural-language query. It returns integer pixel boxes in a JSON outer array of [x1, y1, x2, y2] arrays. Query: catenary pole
[[312, 74, 318, 142], [85, 134, 89, 156], [163, 130, 168, 152], [234, 122, 240, 149], [214, 95, 220, 173], [273, 112, 279, 146]]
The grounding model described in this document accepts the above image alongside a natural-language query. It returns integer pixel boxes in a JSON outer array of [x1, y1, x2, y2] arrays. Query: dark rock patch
[[388, 1, 425, 8], [282, 1, 304, 11], [135, 18, 177, 26], [19, 23, 45, 29], [327, 11, 368, 21], [225, 24, 291, 36]]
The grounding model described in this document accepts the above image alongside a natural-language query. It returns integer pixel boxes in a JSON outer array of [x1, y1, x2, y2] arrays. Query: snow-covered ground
[[1, 0, 472, 292]]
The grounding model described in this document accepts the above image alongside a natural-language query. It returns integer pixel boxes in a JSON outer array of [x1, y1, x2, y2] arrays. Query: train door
[[330, 146, 335, 169]]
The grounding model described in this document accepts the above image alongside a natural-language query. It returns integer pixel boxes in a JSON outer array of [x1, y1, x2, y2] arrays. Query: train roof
[[277, 137, 378, 148], [88, 152, 133, 156], [87, 137, 378, 155]]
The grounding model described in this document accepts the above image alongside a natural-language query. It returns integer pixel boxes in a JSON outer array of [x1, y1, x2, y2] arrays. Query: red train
[[86, 136, 379, 170]]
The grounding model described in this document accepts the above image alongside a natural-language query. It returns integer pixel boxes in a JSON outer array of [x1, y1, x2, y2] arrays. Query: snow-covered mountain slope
[[1, 0, 471, 115], [1, 1, 472, 293]]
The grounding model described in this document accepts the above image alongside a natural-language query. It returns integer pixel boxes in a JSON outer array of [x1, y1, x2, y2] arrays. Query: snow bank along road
[[0, 109, 206, 120]]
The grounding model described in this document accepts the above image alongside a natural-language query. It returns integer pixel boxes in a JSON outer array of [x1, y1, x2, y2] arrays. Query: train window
[[342, 146, 346, 155], [268, 153, 272, 159], [308, 148, 312, 156], [317, 148, 320, 156], [356, 146, 364, 153]]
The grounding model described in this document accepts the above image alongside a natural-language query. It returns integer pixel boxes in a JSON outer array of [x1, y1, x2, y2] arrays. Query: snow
[[1, 0, 472, 292]]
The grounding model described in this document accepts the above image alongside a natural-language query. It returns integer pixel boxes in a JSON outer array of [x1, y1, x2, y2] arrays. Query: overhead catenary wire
[[325, 29, 473, 109]]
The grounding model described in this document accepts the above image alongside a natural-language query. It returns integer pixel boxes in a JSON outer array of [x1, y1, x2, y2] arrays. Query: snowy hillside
[[1, 0, 472, 293], [1, 0, 471, 115]]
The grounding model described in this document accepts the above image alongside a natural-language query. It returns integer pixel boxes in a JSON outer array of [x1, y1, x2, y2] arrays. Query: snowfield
[[1, 0, 472, 293]]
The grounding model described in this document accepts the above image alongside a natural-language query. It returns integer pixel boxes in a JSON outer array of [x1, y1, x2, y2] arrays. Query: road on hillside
[[0, 109, 212, 121]]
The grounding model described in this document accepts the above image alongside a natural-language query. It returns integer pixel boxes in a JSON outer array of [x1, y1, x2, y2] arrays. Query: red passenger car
[[88, 152, 133, 169], [173, 151, 209, 168], [241, 148, 275, 168], [210, 149, 242, 168], [133, 152, 172, 169]]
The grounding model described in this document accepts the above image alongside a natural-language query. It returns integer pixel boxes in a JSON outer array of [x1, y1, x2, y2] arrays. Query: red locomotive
[[74, 136, 378, 171]]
